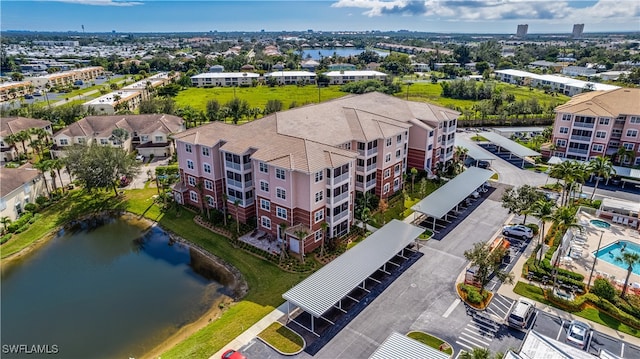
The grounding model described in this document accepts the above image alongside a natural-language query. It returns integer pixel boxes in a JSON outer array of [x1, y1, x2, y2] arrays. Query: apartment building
[[1, 117, 53, 162], [550, 88, 640, 165], [264, 71, 316, 85], [172, 92, 458, 254], [51, 114, 184, 158], [0, 165, 45, 221], [0, 81, 33, 102], [190, 72, 260, 87], [494, 69, 619, 96], [30, 66, 104, 88], [121, 72, 180, 95], [83, 90, 142, 115], [324, 70, 387, 85]]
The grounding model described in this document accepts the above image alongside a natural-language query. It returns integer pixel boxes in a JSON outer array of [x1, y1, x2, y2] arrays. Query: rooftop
[[554, 88, 640, 117]]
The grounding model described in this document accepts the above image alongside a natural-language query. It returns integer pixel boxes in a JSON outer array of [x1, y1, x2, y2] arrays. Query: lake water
[[302, 48, 389, 60], [1, 215, 230, 359]]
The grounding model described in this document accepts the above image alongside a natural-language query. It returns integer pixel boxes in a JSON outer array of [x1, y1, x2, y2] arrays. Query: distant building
[[208, 65, 224, 72], [264, 71, 316, 85], [83, 90, 142, 115], [1, 117, 53, 162], [572, 24, 584, 38], [0, 81, 33, 102], [30, 66, 104, 88], [516, 24, 528, 37], [412, 62, 430, 72], [0, 165, 45, 221], [494, 69, 620, 96], [32, 40, 79, 47], [561, 66, 596, 77], [327, 63, 357, 71], [190, 72, 260, 87], [300, 59, 319, 72], [323, 70, 387, 85]]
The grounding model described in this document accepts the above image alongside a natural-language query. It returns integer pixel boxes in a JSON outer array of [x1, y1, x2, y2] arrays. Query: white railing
[[367, 147, 378, 156], [225, 161, 241, 171], [367, 163, 377, 172], [226, 179, 242, 188]]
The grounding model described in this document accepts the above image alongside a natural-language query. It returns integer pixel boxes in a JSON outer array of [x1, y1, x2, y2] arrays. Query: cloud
[[331, 0, 640, 23], [46, 0, 143, 6]]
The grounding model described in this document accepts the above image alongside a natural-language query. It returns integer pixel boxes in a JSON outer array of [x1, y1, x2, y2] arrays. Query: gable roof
[[0, 165, 41, 197], [1, 117, 52, 138], [53, 114, 184, 139], [555, 88, 640, 117]]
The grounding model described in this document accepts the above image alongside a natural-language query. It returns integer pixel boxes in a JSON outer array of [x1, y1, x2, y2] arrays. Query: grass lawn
[[406, 331, 453, 355], [174, 85, 347, 112], [257, 322, 304, 354], [513, 282, 640, 338], [2, 188, 308, 358]]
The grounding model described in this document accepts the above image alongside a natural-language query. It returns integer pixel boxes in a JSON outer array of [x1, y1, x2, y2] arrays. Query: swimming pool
[[590, 219, 611, 229], [595, 241, 640, 275]]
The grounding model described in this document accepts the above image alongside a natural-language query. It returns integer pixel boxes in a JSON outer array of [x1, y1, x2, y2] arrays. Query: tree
[[233, 199, 241, 234], [33, 160, 52, 197], [1, 216, 12, 234], [360, 207, 371, 233], [378, 199, 389, 225], [110, 128, 129, 148], [206, 99, 223, 121], [14, 130, 31, 158], [294, 229, 309, 263], [587, 156, 615, 200], [224, 98, 250, 124], [460, 348, 504, 359], [530, 199, 555, 264], [263, 99, 283, 115], [64, 144, 141, 196], [410, 167, 418, 192], [615, 252, 640, 299], [501, 185, 543, 224], [49, 158, 66, 193], [615, 146, 634, 166], [464, 242, 514, 294], [549, 206, 582, 288], [10, 72, 24, 81]]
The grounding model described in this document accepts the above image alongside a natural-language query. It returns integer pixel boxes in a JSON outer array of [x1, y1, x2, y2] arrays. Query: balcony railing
[[328, 191, 349, 204], [226, 179, 242, 188], [329, 210, 349, 222], [366, 179, 376, 188], [243, 162, 252, 171], [327, 172, 349, 185], [367, 147, 378, 156], [573, 122, 595, 129], [225, 161, 241, 171], [367, 163, 377, 172], [244, 180, 253, 188], [570, 135, 592, 142], [356, 165, 365, 172], [567, 147, 589, 155]]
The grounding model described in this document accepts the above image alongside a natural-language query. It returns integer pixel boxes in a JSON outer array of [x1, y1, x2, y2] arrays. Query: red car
[[221, 349, 246, 359]]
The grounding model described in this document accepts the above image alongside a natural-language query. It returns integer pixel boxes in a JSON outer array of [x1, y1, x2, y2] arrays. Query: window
[[394, 178, 400, 188], [383, 183, 390, 194], [630, 116, 639, 124], [260, 180, 269, 192], [59, 138, 69, 145], [397, 134, 402, 143], [592, 144, 604, 152], [314, 210, 324, 223], [314, 171, 323, 182], [188, 176, 196, 186], [189, 191, 198, 202], [315, 191, 323, 202], [599, 118, 610, 125], [394, 164, 401, 175], [595, 131, 606, 139], [395, 149, 401, 158], [276, 207, 287, 219], [315, 230, 323, 242], [185, 144, 192, 153], [155, 136, 163, 142], [384, 168, 391, 179], [204, 180, 213, 190], [261, 216, 271, 229], [556, 139, 567, 147], [206, 195, 215, 207], [626, 129, 638, 138], [386, 138, 392, 146], [100, 138, 108, 145], [562, 114, 571, 121], [559, 127, 569, 134], [259, 162, 268, 173], [203, 163, 211, 173], [187, 160, 194, 170], [623, 143, 634, 151], [202, 147, 210, 156], [77, 138, 85, 144], [260, 199, 270, 211], [275, 168, 285, 180], [385, 153, 391, 163], [276, 188, 286, 200]]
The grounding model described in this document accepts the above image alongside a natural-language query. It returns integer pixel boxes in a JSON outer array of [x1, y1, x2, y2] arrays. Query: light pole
[[587, 230, 605, 290]]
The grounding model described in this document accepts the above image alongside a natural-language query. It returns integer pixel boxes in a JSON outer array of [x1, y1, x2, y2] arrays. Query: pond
[[1, 214, 237, 359], [301, 48, 389, 60]]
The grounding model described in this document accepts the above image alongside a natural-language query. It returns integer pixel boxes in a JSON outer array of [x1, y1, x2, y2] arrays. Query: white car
[[502, 225, 534, 239], [135, 154, 144, 161], [566, 320, 591, 349]]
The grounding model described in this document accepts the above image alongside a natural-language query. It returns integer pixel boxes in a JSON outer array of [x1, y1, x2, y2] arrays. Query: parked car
[[507, 297, 535, 331], [566, 320, 591, 349], [477, 160, 490, 169], [24, 94, 34, 99], [221, 349, 246, 359], [135, 154, 144, 161], [502, 225, 534, 240], [74, 80, 84, 86]]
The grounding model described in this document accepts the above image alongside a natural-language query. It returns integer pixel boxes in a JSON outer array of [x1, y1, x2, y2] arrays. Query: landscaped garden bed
[[257, 322, 305, 355], [407, 331, 453, 356]]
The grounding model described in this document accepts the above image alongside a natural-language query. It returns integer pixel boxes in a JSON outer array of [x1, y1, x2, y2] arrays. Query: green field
[[175, 85, 347, 112]]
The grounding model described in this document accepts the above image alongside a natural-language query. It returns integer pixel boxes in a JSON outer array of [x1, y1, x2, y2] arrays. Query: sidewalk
[[209, 302, 288, 359], [497, 242, 634, 341]]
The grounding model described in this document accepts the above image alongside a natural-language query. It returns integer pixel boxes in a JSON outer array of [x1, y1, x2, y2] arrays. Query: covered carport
[[369, 332, 450, 359], [479, 131, 541, 168], [411, 167, 494, 233], [548, 156, 640, 188], [282, 220, 424, 337], [455, 137, 499, 165]]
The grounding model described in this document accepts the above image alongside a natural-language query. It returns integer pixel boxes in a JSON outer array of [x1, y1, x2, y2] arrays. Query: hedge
[[546, 290, 640, 330]]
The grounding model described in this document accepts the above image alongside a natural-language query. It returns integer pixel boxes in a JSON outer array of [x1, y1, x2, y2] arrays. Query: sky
[[1, 0, 639, 34]]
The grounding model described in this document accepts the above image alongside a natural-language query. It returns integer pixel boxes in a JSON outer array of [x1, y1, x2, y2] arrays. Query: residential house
[[0, 165, 45, 221], [51, 114, 185, 158], [323, 70, 387, 85], [550, 88, 640, 165], [172, 92, 458, 254], [190, 72, 260, 87], [264, 71, 316, 85], [1, 117, 53, 162]]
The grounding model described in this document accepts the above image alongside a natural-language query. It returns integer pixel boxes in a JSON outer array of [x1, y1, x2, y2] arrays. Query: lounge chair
[[630, 220, 638, 229], [623, 217, 629, 226]]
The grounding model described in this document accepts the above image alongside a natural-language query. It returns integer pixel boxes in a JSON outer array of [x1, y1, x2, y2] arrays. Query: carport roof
[[282, 220, 424, 318], [455, 137, 499, 161], [479, 131, 541, 158], [548, 156, 640, 180], [368, 332, 450, 359], [411, 167, 494, 218]]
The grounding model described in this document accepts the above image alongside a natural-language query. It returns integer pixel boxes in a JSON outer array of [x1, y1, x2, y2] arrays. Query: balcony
[[356, 165, 365, 172], [570, 135, 592, 142], [367, 147, 378, 156], [573, 122, 595, 129], [366, 179, 376, 189], [225, 161, 241, 171], [243, 162, 252, 171], [567, 147, 589, 155], [366, 163, 377, 172], [327, 191, 349, 205], [327, 172, 349, 186], [226, 179, 242, 188], [329, 210, 349, 222], [244, 180, 253, 188]]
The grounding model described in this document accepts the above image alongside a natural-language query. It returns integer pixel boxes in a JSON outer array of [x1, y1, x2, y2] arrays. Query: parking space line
[[442, 299, 460, 318], [455, 340, 474, 351], [459, 332, 490, 347], [556, 320, 565, 340], [464, 327, 494, 341], [468, 322, 497, 335], [620, 343, 624, 358]]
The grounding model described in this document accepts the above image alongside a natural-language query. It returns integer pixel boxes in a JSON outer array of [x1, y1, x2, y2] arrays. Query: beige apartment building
[[0, 81, 33, 102], [29, 66, 104, 88]]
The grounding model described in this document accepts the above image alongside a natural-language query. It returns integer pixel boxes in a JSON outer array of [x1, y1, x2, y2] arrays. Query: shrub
[[24, 203, 37, 212], [36, 196, 48, 206], [6, 212, 33, 233], [467, 289, 483, 304], [0, 233, 12, 245], [525, 223, 539, 235], [592, 278, 616, 302]]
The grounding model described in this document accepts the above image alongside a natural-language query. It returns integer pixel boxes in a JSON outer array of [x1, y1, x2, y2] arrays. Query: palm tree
[[233, 199, 240, 234], [615, 146, 634, 166], [1, 216, 11, 234], [294, 229, 309, 264], [49, 158, 66, 193], [410, 167, 418, 192], [279, 222, 289, 262], [615, 252, 640, 299], [550, 206, 582, 288], [3, 133, 18, 158], [15, 130, 31, 158], [33, 160, 52, 197], [587, 156, 615, 200], [360, 207, 371, 234], [319, 221, 329, 256], [530, 199, 555, 264]]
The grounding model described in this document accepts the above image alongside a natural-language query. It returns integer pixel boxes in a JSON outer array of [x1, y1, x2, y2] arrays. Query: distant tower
[[516, 24, 528, 38], [572, 24, 584, 38]]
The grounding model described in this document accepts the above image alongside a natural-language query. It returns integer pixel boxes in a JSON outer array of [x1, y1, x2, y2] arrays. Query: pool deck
[[560, 211, 640, 293]]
